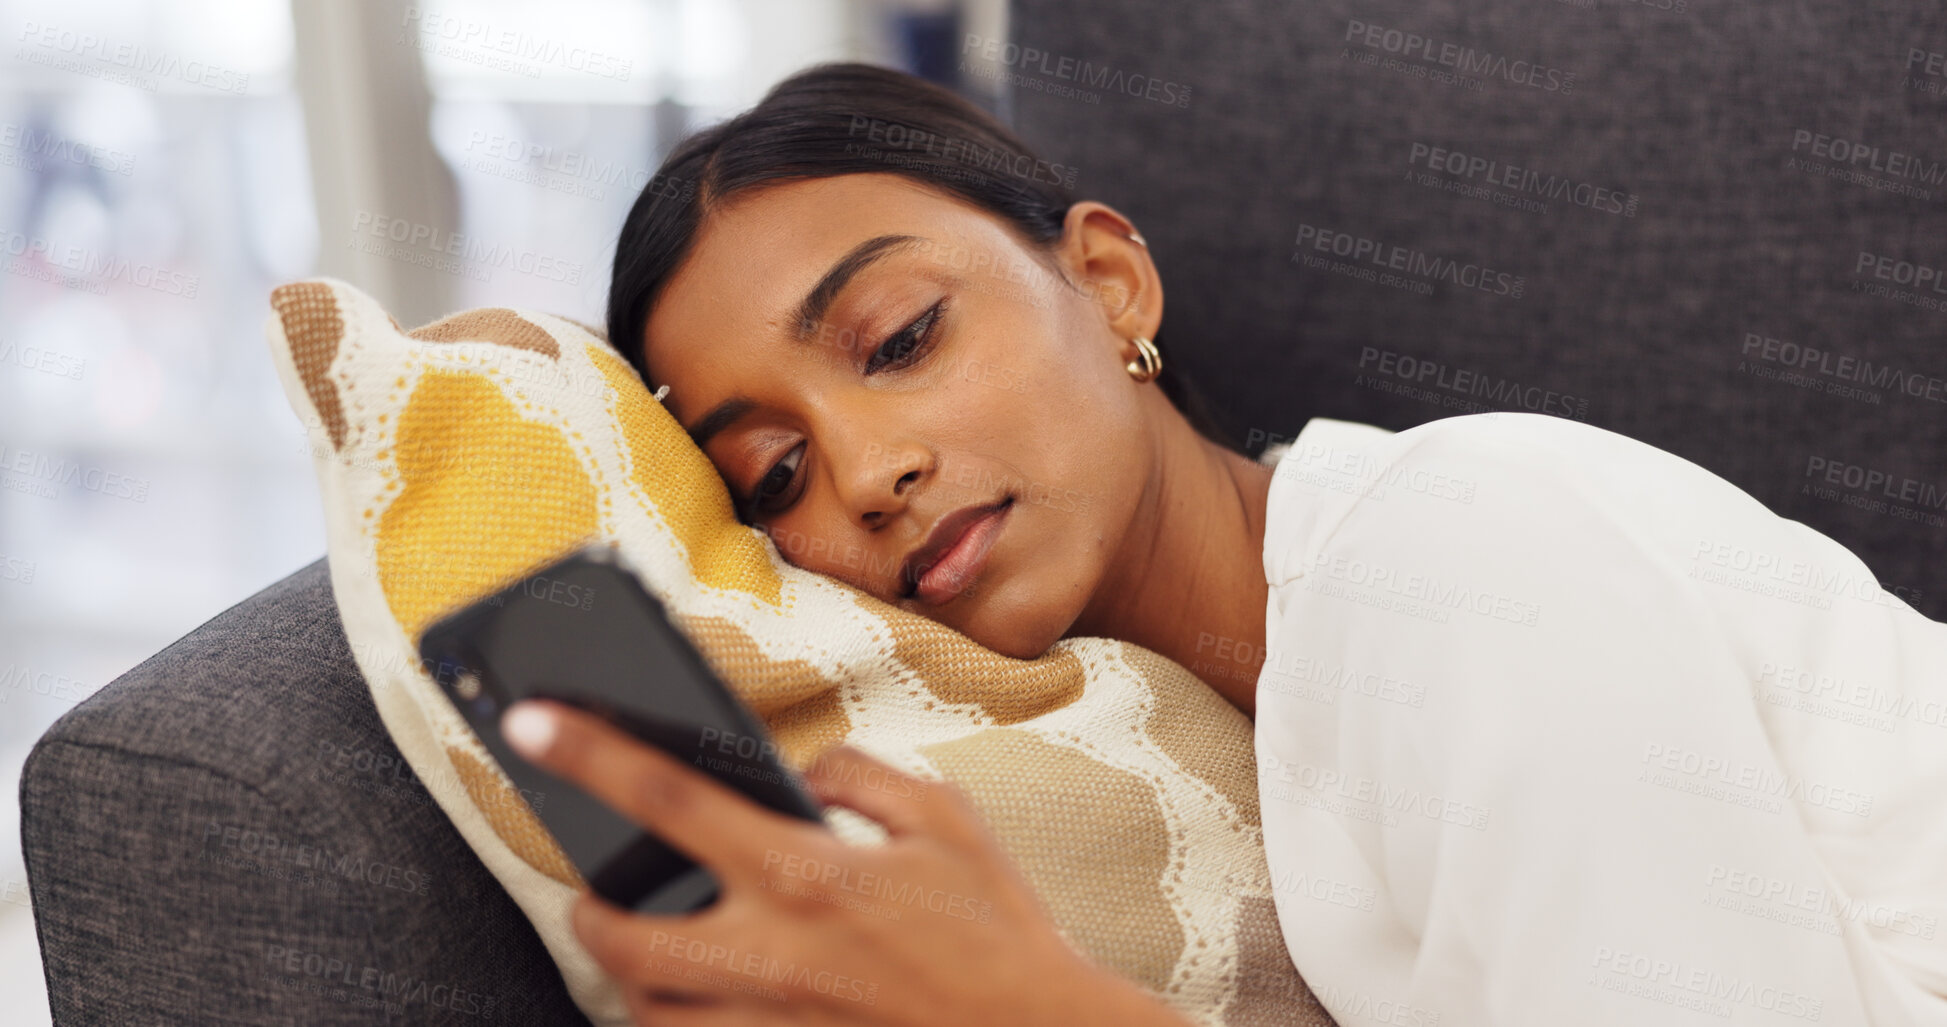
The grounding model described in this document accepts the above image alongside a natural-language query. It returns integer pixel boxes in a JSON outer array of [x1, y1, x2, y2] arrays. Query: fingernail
[[503, 703, 557, 758]]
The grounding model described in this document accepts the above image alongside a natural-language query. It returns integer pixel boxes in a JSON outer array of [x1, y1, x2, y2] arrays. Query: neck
[[1063, 405, 1274, 717]]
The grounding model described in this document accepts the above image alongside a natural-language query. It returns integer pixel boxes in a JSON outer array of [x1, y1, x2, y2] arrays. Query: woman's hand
[[500, 700, 1193, 1027]]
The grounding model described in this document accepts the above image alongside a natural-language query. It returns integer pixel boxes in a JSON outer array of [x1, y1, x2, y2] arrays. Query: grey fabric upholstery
[[20, 559, 589, 1025], [1008, 0, 1947, 619]]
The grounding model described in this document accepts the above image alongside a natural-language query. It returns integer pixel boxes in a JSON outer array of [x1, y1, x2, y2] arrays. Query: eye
[[739, 440, 805, 523], [864, 299, 946, 375]]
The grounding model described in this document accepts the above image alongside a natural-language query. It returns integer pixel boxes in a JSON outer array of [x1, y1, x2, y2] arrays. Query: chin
[[986, 631, 1061, 661], [916, 530, 1090, 658], [954, 589, 1079, 661]]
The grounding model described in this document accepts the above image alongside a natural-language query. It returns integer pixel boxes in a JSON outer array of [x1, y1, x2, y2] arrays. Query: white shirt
[[1253, 412, 1947, 1026]]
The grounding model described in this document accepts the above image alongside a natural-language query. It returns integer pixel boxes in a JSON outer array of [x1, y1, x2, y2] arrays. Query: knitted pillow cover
[[263, 276, 1334, 1027]]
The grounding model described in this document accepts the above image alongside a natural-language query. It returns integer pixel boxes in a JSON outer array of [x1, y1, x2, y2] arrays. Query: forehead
[[641, 173, 1028, 409]]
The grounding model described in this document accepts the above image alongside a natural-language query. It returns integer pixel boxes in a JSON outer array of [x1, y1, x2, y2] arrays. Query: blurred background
[[0, 0, 1005, 1018]]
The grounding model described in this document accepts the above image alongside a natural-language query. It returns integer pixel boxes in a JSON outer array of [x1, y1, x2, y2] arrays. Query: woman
[[505, 62, 1947, 1025]]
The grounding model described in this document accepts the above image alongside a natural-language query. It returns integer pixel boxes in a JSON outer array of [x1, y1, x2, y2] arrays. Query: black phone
[[415, 544, 825, 914]]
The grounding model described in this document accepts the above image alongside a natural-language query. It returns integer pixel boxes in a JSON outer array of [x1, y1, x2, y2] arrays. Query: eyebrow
[[682, 232, 926, 451], [792, 233, 924, 343], [685, 395, 757, 451]]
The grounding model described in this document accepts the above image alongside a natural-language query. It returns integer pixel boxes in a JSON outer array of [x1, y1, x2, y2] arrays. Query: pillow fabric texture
[[263, 276, 1334, 1026]]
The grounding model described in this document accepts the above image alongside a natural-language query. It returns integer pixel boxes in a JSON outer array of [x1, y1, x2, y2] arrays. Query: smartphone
[[415, 544, 825, 914]]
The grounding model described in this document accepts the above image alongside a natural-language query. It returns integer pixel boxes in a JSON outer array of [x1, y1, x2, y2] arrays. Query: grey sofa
[[23, 0, 1944, 1022]]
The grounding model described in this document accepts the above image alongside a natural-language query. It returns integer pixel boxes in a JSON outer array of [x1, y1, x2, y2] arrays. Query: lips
[[900, 496, 1014, 605]]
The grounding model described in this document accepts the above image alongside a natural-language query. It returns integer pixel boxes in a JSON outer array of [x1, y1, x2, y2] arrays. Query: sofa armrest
[[19, 558, 589, 1025]]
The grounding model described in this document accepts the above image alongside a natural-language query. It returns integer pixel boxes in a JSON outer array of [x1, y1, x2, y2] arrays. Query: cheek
[[992, 335, 1139, 503], [755, 513, 880, 582], [927, 348, 1126, 544], [929, 339, 1063, 463]]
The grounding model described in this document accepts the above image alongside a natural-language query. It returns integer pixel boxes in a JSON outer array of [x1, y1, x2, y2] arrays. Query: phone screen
[[416, 546, 824, 914]]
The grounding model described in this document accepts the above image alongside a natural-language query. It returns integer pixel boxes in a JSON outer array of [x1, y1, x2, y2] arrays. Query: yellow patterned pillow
[[263, 276, 1334, 1027]]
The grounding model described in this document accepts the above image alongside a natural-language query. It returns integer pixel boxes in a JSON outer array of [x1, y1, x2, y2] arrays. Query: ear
[[1055, 201, 1163, 345]]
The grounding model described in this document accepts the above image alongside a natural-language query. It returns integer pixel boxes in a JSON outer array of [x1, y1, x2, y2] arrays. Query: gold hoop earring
[[1125, 335, 1162, 383]]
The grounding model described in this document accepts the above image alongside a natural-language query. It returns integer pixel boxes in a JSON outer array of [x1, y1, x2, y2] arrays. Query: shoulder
[[1271, 411, 1741, 518], [1369, 411, 1684, 484], [1263, 412, 1753, 587], [1387, 411, 1706, 484]]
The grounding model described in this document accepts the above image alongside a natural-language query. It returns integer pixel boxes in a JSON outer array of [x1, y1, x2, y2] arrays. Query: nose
[[846, 439, 928, 530]]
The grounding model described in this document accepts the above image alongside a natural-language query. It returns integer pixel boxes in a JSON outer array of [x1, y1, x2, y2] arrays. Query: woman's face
[[641, 173, 1165, 659]]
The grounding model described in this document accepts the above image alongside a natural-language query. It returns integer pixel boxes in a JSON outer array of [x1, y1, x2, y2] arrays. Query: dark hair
[[605, 61, 1236, 452]]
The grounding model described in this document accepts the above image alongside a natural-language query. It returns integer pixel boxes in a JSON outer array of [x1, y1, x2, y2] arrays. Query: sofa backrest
[[1005, 0, 1946, 617]]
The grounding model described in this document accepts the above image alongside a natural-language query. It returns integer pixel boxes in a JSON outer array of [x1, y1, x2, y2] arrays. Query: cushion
[[263, 276, 1336, 1026]]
